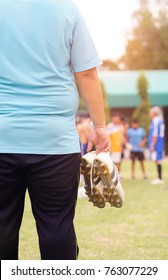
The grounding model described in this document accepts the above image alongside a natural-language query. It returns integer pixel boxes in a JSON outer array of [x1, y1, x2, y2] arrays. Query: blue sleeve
[[70, 8, 102, 72]]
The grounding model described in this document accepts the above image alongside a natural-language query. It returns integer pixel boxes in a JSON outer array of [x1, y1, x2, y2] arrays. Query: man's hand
[[150, 136, 157, 152], [87, 127, 111, 154], [150, 144, 155, 152], [138, 142, 144, 148]]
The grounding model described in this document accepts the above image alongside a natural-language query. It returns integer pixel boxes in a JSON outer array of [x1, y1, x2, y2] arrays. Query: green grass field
[[19, 160, 168, 260]]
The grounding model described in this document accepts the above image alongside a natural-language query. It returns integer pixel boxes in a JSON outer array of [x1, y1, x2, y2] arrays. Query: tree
[[100, 81, 111, 124], [139, 0, 150, 8], [132, 73, 151, 133], [102, 59, 119, 71], [153, 0, 168, 8], [120, 0, 168, 69]]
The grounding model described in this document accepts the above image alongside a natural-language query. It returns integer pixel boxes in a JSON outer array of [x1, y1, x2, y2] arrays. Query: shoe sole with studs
[[80, 158, 92, 202], [93, 159, 123, 208], [91, 166, 106, 208], [91, 185, 106, 208], [80, 158, 106, 208]]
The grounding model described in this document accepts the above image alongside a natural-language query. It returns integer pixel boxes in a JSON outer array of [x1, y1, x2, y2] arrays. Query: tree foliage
[[132, 73, 151, 133], [100, 81, 111, 124], [120, 0, 168, 69], [102, 59, 119, 70]]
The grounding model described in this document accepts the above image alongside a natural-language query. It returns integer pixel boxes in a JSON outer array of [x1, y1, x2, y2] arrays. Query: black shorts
[[0, 153, 81, 260], [130, 151, 144, 161]]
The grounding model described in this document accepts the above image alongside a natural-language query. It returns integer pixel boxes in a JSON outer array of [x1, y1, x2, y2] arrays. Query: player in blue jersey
[[0, 0, 110, 260], [148, 107, 165, 185], [127, 119, 147, 179]]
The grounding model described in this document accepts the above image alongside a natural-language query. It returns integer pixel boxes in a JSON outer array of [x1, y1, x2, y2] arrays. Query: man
[[0, 0, 110, 260], [148, 107, 165, 185], [127, 119, 147, 179], [107, 113, 125, 172]]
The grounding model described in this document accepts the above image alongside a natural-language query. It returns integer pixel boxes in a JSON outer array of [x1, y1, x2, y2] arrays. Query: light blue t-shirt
[[0, 0, 102, 154], [127, 127, 146, 152]]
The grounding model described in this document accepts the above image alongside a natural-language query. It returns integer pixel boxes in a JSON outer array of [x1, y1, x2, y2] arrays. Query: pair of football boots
[[80, 152, 124, 208]]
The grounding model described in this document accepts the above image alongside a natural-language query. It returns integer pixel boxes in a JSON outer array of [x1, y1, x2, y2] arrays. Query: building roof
[[99, 70, 168, 108]]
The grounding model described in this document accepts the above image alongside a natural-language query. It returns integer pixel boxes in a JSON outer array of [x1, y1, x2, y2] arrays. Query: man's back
[[0, 0, 101, 154], [1, 0, 76, 94]]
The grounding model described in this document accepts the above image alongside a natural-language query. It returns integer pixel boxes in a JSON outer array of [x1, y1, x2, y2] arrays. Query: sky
[[73, 0, 139, 60]]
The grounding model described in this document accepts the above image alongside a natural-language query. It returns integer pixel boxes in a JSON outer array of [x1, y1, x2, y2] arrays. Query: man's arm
[[150, 136, 157, 151], [139, 135, 147, 147], [74, 67, 111, 153]]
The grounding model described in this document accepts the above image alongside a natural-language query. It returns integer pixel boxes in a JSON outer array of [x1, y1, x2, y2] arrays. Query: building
[[99, 70, 168, 153]]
